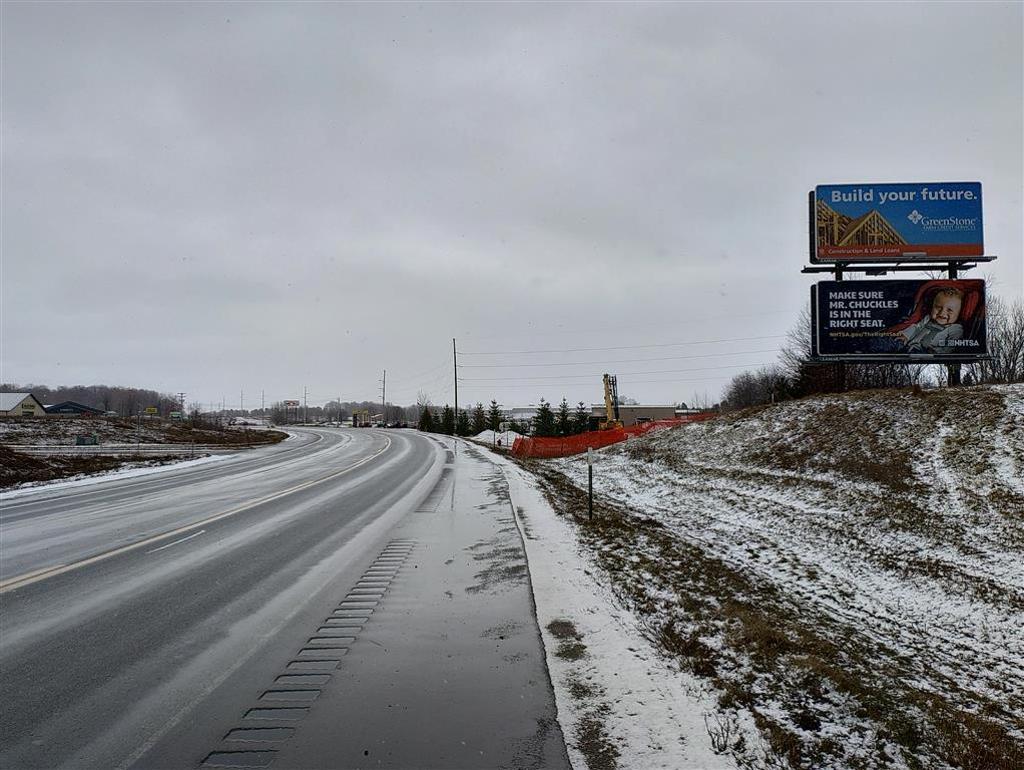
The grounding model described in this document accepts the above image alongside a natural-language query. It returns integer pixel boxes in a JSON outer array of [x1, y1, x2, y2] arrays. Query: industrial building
[[589, 404, 679, 428]]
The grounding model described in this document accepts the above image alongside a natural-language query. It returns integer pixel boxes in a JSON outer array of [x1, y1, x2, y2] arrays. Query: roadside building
[[44, 401, 105, 417], [504, 406, 540, 423], [0, 392, 47, 417], [590, 404, 678, 427]]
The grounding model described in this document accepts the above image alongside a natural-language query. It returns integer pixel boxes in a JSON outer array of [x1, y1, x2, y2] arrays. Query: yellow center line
[[0, 436, 392, 594]]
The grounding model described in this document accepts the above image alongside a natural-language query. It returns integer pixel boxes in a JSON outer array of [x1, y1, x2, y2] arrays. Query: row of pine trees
[[418, 398, 593, 437]]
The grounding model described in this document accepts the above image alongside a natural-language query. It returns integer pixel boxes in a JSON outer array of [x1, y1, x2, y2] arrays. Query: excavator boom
[[599, 373, 623, 430]]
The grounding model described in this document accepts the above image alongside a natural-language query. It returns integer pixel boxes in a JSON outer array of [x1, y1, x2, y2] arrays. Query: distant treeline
[[1, 383, 180, 416], [0, 386, 424, 423], [264, 400, 418, 425]]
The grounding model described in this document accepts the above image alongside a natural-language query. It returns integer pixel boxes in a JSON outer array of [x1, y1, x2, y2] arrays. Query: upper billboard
[[813, 279, 987, 359], [811, 182, 983, 262]]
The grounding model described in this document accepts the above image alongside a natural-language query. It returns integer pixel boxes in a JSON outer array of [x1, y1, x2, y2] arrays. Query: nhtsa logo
[[907, 209, 977, 232]]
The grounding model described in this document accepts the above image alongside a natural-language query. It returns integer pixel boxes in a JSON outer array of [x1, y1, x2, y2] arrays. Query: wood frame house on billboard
[[815, 199, 907, 253]]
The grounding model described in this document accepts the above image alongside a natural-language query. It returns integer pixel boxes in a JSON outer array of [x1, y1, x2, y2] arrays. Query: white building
[[504, 405, 540, 423], [0, 392, 47, 417]]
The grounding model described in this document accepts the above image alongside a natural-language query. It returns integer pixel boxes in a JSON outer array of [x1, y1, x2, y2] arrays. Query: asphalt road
[[0, 428, 568, 769]]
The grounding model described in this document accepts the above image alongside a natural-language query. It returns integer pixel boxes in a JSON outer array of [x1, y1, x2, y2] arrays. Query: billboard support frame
[[801, 256, 995, 276], [806, 354, 992, 365]]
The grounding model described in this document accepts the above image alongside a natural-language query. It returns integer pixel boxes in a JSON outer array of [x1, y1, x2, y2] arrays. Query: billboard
[[283, 399, 300, 407], [813, 280, 986, 359], [811, 182, 983, 262]]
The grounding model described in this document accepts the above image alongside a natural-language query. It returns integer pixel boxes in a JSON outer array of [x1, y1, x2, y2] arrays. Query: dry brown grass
[[545, 618, 620, 769], [526, 451, 1024, 770], [0, 446, 186, 489]]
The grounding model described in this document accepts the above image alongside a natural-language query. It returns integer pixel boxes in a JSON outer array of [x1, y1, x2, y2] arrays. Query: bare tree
[[967, 296, 1024, 384], [723, 365, 789, 410]]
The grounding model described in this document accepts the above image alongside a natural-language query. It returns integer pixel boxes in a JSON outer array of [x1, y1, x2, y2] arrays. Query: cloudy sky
[[3, 2, 1021, 411]]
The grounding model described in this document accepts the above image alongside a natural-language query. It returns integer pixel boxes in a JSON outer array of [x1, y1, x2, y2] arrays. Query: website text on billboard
[[812, 182, 983, 262]]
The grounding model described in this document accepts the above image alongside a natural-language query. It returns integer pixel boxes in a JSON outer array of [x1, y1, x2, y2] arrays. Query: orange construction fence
[[510, 413, 716, 459]]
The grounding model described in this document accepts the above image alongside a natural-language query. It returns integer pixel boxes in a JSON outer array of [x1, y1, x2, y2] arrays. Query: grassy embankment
[[530, 385, 1023, 770]]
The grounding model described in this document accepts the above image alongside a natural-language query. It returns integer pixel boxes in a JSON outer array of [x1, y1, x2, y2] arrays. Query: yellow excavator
[[598, 373, 623, 430]]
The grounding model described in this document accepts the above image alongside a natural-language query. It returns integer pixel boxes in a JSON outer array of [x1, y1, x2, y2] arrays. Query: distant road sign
[[145, 407, 159, 414], [283, 400, 300, 407]]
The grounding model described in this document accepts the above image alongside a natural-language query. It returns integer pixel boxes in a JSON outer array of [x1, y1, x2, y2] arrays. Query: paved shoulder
[[198, 437, 570, 770]]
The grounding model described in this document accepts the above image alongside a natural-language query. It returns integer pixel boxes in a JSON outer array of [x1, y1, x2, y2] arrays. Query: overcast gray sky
[[3, 1, 1021, 411]]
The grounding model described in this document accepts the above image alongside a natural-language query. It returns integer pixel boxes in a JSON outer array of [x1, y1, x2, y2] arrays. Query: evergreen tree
[[471, 402, 486, 435], [556, 398, 571, 436], [440, 404, 455, 435], [456, 409, 470, 436], [574, 401, 591, 434], [418, 405, 435, 432], [532, 399, 556, 437], [487, 400, 502, 432]]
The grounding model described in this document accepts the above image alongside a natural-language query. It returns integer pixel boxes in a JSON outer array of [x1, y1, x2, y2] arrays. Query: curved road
[[1, 429, 439, 768], [0, 428, 568, 769]]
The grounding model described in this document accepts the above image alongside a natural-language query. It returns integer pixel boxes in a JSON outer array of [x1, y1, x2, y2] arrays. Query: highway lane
[[0, 428, 444, 769], [0, 427, 382, 584]]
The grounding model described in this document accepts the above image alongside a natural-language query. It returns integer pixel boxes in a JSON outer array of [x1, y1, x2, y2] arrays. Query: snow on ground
[[491, 452, 737, 770], [1, 417, 287, 491], [470, 429, 524, 447], [0, 453, 232, 500], [530, 385, 1023, 769]]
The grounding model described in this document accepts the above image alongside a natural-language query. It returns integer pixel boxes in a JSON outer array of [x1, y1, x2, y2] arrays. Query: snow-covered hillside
[[539, 385, 1023, 770]]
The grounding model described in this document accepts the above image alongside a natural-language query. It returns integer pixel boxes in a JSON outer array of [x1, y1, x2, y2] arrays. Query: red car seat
[[889, 280, 984, 334]]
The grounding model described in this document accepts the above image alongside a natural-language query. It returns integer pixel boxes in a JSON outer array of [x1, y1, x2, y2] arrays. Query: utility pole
[[261, 390, 265, 415], [177, 392, 186, 416], [303, 386, 308, 424], [453, 337, 458, 419], [240, 389, 244, 413], [381, 369, 387, 426]]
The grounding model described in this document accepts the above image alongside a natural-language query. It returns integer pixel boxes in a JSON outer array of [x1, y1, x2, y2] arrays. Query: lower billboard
[[813, 280, 986, 359]]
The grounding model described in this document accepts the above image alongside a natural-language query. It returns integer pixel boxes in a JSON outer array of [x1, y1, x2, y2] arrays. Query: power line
[[457, 360, 778, 382], [459, 348, 782, 369], [455, 372, 752, 391], [457, 308, 795, 345], [460, 333, 786, 356], [383, 360, 451, 388]]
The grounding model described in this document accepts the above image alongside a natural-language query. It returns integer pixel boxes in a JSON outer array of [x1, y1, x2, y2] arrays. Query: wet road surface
[[0, 430, 568, 769]]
